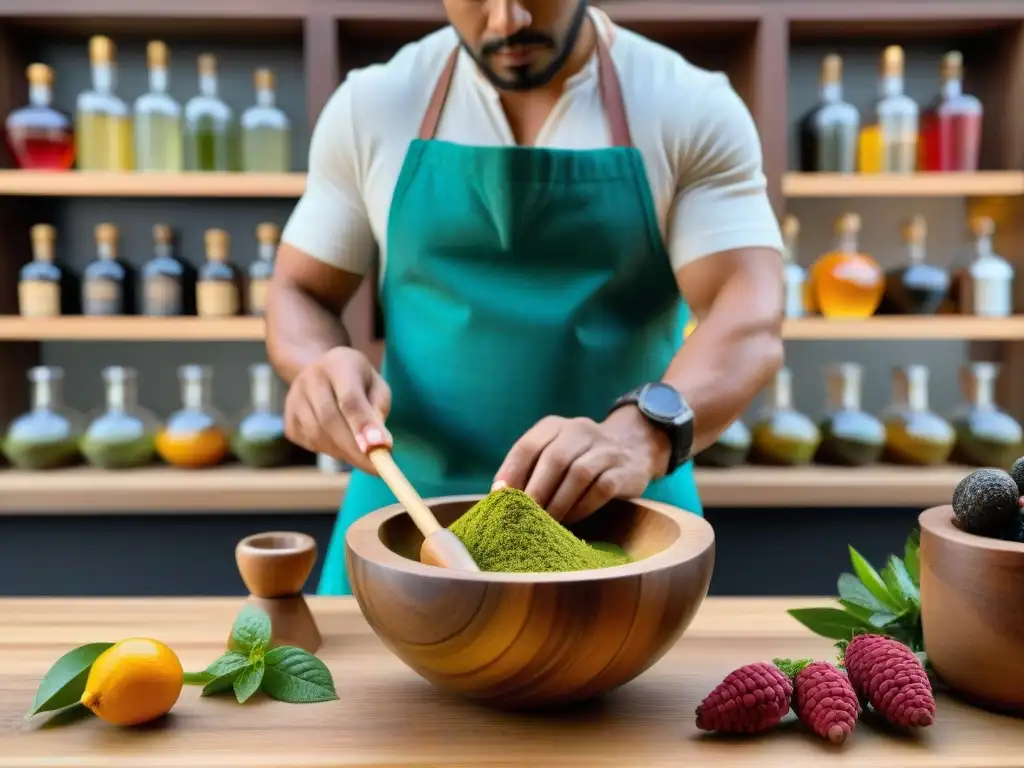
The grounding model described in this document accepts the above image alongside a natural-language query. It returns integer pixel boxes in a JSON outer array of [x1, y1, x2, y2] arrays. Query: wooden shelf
[[0, 465, 967, 513], [783, 172, 1024, 198], [0, 171, 306, 198], [0, 317, 266, 341], [781, 316, 1024, 341]]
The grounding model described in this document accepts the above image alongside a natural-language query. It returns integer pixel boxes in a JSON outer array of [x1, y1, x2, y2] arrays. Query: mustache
[[480, 29, 555, 56]]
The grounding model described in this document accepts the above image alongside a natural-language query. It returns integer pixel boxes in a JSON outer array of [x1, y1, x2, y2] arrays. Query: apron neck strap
[[417, 30, 633, 147]]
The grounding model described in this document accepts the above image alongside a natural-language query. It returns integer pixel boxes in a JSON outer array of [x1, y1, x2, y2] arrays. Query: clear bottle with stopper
[[1, 366, 84, 470], [184, 53, 235, 171], [919, 51, 983, 172], [809, 213, 885, 319], [750, 367, 821, 466], [859, 45, 918, 174], [75, 35, 133, 171], [83, 223, 135, 316], [882, 364, 955, 466], [959, 216, 1014, 317], [797, 54, 859, 173], [693, 419, 751, 468], [247, 222, 278, 316], [4, 63, 75, 170], [156, 364, 230, 468], [197, 228, 240, 317], [816, 363, 886, 466], [880, 215, 950, 315], [241, 69, 290, 172], [141, 223, 196, 316], [133, 41, 182, 172], [232, 363, 295, 468], [781, 214, 806, 318], [19, 224, 76, 317], [81, 366, 160, 469], [949, 362, 1023, 468]]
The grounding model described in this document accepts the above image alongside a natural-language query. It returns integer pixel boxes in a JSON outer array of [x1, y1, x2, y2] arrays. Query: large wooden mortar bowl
[[346, 495, 715, 710], [919, 505, 1024, 715]]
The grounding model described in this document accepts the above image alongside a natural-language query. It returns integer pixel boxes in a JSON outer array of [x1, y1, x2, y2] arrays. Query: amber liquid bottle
[[798, 54, 859, 173], [958, 216, 1014, 317], [82, 223, 135, 316], [919, 51, 983, 172], [949, 363, 1023, 468], [859, 46, 918, 173], [19, 224, 78, 317], [196, 228, 241, 317], [816, 363, 886, 466], [880, 215, 950, 315], [882, 365, 955, 466], [810, 213, 885, 319], [750, 367, 821, 466]]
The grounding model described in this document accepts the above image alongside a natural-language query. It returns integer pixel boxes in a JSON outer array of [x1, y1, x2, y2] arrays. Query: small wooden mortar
[[234, 531, 322, 653]]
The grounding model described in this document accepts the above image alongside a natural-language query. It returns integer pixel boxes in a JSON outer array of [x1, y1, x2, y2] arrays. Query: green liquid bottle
[[241, 68, 290, 172], [133, 41, 182, 172], [816, 363, 886, 466], [750, 367, 821, 466], [950, 362, 1023, 467], [184, 53, 235, 171]]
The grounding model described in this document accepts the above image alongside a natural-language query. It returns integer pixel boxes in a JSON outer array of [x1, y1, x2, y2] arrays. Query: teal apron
[[319, 32, 702, 596]]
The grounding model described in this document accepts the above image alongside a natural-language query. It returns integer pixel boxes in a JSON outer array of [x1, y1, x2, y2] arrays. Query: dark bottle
[[882, 365, 955, 466], [694, 419, 751, 468], [950, 363, 1023, 468], [247, 222, 278, 316], [919, 51, 983, 172], [196, 228, 240, 317], [141, 223, 195, 316], [82, 223, 135, 316], [880, 215, 950, 315], [798, 54, 859, 173], [19, 224, 78, 316], [816, 363, 886, 466], [750, 367, 821, 466]]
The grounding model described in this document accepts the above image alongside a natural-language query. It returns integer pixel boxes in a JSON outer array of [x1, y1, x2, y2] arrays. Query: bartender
[[266, 0, 785, 595]]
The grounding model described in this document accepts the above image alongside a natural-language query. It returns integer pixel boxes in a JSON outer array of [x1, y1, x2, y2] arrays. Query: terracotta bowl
[[919, 505, 1024, 715], [346, 495, 715, 710]]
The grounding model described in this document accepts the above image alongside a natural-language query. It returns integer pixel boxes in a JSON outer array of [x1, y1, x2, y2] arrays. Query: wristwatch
[[609, 382, 694, 475]]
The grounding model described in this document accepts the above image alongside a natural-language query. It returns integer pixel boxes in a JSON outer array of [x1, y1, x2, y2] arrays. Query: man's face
[[445, 0, 588, 91]]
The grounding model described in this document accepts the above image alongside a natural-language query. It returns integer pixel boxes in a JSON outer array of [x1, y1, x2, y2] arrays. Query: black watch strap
[[610, 383, 694, 475]]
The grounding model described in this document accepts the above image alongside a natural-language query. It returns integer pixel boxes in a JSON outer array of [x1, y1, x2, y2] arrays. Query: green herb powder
[[448, 487, 631, 573]]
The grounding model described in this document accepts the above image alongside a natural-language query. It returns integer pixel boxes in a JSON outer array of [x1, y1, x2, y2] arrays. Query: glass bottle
[[959, 216, 1014, 317], [4, 64, 75, 171], [241, 69, 290, 173], [880, 215, 950, 315], [197, 228, 240, 317], [248, 222, 278, 316], [140, 223, 196, 317], [133, 41, 183, 172], [781, 215, 807, 318], [798, 54, 859, 173], [809, 213, 884, 319], [919, 51, 983, 173], [19, 224, 77, 317], [1, 366, 83, 470], [75, 35, 133, 171], [232, 363, 294, 468], [184, 54, 235, 172], [82, 223, 135, 316], [750, 367, 821, 466], [693, 418, 751, 468], [81, 366, 160, 469], [858, 46, 918, 174], [882, 365, 955, 466], [949, 363, 1023, 468], [816, 363, 886, 466], [156, 364, 230, 468]]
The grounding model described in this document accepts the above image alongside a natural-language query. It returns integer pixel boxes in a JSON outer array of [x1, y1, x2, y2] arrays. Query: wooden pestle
[[367, 447, 480, 572]]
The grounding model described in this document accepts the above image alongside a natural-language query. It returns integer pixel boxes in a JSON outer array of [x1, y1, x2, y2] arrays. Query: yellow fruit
[[80, 638, 183, 726]]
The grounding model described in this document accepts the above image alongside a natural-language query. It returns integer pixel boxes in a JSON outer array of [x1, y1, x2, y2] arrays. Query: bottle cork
[[835, 213, 861, 235], [89, 36, 115, 65], [256, 222, 280, 245], [782, 215, 800, 241], [205, 228, 230, 261], [941, 51, 963, 82], [254, 68, 275, 90], [820, 54, 842, 85], [881, 45, 904, 78], [198, 53, 218, 77], [147, 41, 169, 69], [30, 224, 56, 260], [26, 64, 53, 86], [94, 223, 118, 245], [902, 215, 927, 244], [153, 223, 173, 244], [970, 216, 995, 238]]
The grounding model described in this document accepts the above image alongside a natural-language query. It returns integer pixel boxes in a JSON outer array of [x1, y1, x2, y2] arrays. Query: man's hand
[[493, 407, 670, 524], [283, 346, 392, 474]]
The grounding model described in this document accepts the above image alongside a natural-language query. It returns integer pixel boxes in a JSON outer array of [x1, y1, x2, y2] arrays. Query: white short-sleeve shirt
[[282, 8, 783, 281]]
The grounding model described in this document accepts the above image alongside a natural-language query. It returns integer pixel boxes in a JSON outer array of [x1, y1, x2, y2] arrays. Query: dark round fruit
[[952, 468, 1020, 538], [1010, 456, 1024, 497]]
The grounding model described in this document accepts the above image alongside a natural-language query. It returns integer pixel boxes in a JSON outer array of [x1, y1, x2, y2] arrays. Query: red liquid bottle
[[919, 51, 982, 172], [4, 63, 75, 170]]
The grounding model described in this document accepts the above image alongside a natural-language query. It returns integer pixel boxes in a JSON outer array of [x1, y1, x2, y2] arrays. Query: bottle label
[[83, 278, 122, 315], [973, 278, 1012, 317], [249, 278, 269, 316], [144, 275, 182, 316], [18, 280, 60, 317], [197, 281, 239, 317]]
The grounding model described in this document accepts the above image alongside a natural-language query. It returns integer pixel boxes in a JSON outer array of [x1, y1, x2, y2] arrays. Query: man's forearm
[[265, 279, 350, 384]]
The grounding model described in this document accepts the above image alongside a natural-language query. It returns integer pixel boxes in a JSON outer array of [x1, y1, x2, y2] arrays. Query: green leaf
[[25, 642, 114, 718], [904, 531, 921, 586], [201, 667, 247, 697], [263, 646, 338, 703], [868, 611, 901, 628], [229, 605, 272, 655], [838, 599, 874, 622], [849, 546, 901, 611], [882, 555, 920, 607], [233, 662, 264, 704], [787, 608, 872, 641], [207, 651, 250, 677], [183, 671, 214, 685], [837, 572, 890, 613]]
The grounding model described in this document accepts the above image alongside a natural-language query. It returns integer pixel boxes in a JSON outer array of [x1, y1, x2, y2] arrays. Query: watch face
[[642, 383, 685, 421]]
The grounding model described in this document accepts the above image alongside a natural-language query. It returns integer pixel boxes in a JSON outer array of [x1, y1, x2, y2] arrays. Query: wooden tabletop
[[1, 597, 1021, 767]]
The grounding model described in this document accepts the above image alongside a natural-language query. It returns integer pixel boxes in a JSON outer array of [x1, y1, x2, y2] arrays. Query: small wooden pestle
[[368, 447, 480, 572]]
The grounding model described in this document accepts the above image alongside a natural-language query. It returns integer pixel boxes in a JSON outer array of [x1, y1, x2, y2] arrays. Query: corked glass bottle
[[816, 363, 886, 466], [949, 363, 1023, 468], [958, 216, 1014, 317], [247, 222, 278, 316], [810, 213, 884, 319], [693, 418, 751, 468], [4, 63, 75, 170], [797, 54, 859, 173], [141, 223, 196, 316], [882, 365, 955, 466], [81, 366, 160, 469], [2, 366, 83, 470], [880, 215, 950, 315], [232, 363, 294, 468], [19, 224, 77, 317], [750, 367, 821, 466], [197, 228, 241, 317], [82, 223, 135, 316], [156, 364, 230, 468], [781, 215, 807, 319]]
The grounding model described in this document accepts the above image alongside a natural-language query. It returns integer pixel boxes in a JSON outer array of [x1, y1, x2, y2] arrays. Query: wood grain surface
[[1, 598, 1023, 767]]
